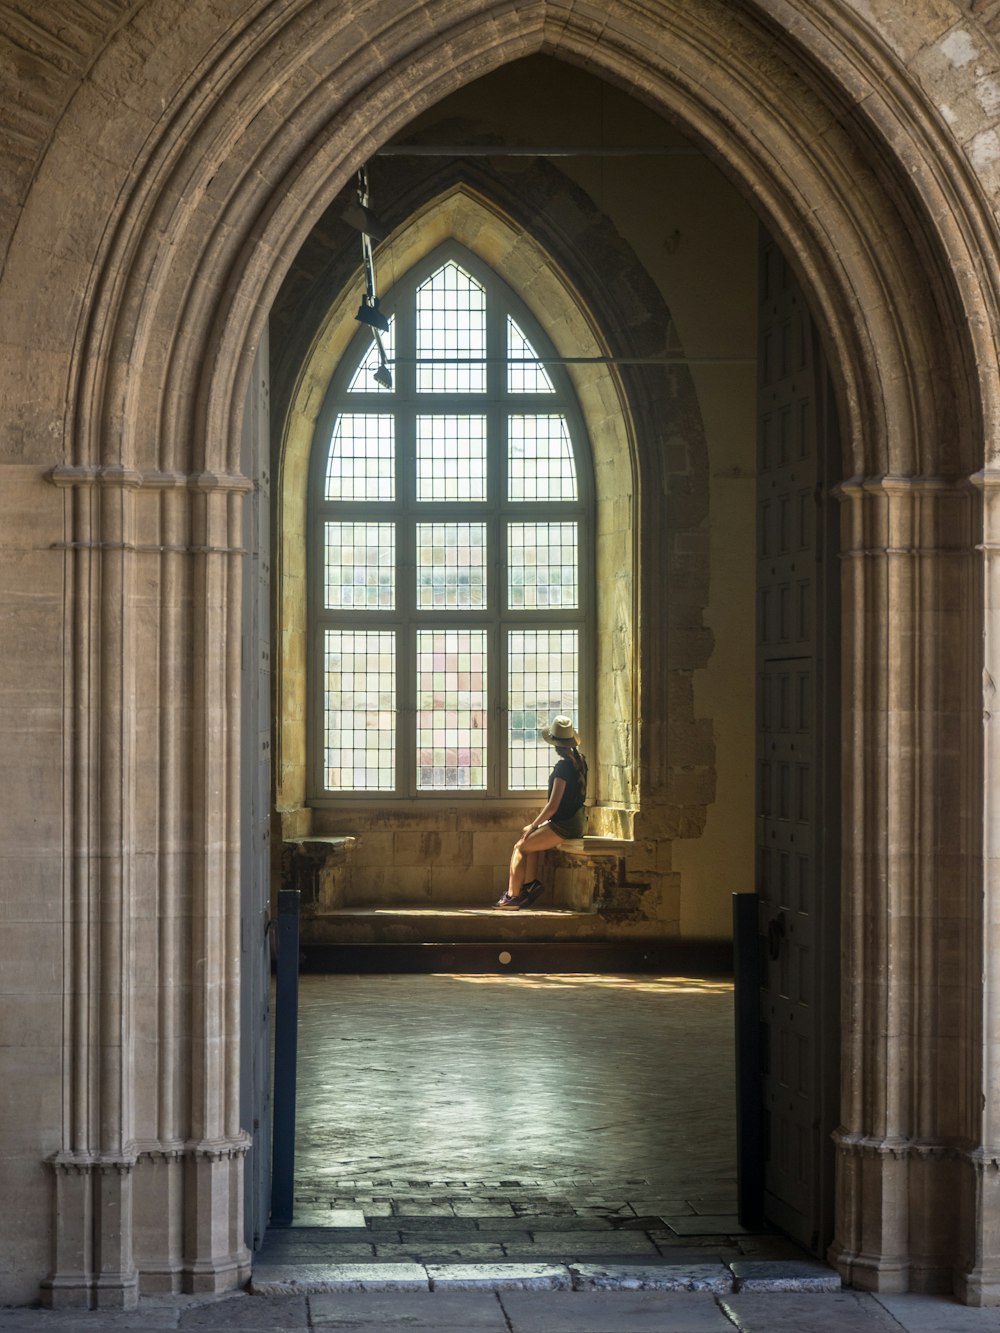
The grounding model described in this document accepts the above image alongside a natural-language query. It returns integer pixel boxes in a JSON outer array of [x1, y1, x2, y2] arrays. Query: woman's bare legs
[[505, 825, 563, 902]]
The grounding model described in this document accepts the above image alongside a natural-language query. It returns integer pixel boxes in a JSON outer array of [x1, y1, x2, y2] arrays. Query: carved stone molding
[[47, 464, 254, 492], [832, 1131, 953, 1163]]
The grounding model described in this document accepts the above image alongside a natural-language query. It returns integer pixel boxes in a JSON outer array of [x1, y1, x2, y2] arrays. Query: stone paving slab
[[308, 1289, 508, 1328], [0, 1316, 185, 1330], [499, 1289, 737, 1331], [664, 1214, 752, 1236], [249, 1263, 428, 1294], [427, 1263, 571, 1291], [572, 1263, 733, 1293], [9, 1290, 1000, 1331], [520, 1230, 663, 1251], [288, 1209, 366, 1228], [177, 1295, 310, 1327], [731, 1259, 842, 1292], [873, 1293, 1000, 1330], [719, 1291, 898, 1331], [374, 1243, 508, 1261]]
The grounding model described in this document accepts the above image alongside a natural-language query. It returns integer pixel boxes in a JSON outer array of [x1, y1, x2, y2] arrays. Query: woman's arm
[[521, 778, 566, 837]]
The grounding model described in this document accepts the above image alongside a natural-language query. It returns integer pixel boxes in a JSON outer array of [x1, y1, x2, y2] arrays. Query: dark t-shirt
[[549, 756, 584, 822]]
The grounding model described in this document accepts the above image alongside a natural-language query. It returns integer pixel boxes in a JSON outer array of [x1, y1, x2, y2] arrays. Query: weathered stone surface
[[427, 1262, 571, 1290], [572, 1263, 733, 1292], [730, 1259, 843, 1292], [249, 1263, 428, 1294]]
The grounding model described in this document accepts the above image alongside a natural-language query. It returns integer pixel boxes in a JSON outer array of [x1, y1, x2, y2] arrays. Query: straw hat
[[541, 715, 580, 747]]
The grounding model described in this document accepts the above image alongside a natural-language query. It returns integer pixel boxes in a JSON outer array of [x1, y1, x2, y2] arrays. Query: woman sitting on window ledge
[[495, 716, 588, 910]]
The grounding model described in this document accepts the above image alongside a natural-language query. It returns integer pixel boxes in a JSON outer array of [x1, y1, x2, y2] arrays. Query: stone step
[[302, 903, 621, 946]]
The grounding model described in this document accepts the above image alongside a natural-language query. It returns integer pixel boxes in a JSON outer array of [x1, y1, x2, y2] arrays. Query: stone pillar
[[41, 466, 252, 1307], [955, 469, 1000, 1306], [830, 475, 978, 1296]]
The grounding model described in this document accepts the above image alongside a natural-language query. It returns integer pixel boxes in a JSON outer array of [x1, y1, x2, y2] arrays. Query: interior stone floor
[[261, 971, 807, 1270]]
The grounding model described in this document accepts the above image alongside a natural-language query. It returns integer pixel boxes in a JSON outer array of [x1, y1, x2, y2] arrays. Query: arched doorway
[[22, 0, 996, 1307]]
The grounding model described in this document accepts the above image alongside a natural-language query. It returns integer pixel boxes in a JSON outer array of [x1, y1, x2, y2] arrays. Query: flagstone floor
[[265, 970, 803, 1268]]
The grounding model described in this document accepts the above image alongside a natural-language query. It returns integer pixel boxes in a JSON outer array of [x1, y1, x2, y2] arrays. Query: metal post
[[270, 887, 300, 1226], [733, 892, 765, 1228]]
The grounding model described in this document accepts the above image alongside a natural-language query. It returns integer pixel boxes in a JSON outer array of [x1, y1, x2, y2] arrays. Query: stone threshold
[[299, 938, 734, 973], [250, 1258, 840, 1295]]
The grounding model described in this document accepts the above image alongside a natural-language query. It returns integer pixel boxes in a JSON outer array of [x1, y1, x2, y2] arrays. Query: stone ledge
[[557, 836, 634, 858], [248, 1257, 841, 1295], [572, 1262, 731, 1292], [729, 1259, 842, 1292], [250, 1262, 427, 1293]]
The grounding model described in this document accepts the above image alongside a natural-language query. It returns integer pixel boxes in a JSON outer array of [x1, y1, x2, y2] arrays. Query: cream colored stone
[[4, 0, 1000, 1308]]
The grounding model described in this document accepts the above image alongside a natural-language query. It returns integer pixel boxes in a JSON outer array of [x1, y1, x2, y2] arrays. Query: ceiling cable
[[369, 355, 754, 367], [375, 145, 702, 158]]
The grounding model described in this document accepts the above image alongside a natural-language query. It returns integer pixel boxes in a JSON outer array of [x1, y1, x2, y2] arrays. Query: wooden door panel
[[756, 233, 837, 1253]]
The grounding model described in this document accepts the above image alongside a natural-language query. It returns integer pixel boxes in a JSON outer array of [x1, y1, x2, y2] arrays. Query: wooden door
[[756, 233, 840, 1254], [239, 332, 273, 1248]]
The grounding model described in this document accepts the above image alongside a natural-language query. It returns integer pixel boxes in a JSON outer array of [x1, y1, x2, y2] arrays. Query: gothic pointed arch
[[7, 0, 1000, 1308]]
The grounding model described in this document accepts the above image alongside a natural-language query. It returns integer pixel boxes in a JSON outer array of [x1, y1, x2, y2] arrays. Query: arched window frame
[[307, 242, 595, 803]]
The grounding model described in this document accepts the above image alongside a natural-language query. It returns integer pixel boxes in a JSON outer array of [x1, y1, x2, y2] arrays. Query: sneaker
[[520, 879, 545, 907]]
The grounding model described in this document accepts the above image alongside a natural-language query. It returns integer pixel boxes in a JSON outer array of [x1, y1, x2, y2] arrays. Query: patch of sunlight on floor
[[433, 972, 734, 994]]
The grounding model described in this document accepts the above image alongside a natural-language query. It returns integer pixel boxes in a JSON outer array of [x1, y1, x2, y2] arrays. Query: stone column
[[42, 466, 252, 1307], [956, 469, 1000, 1306], [830, 475, 978, 1296]]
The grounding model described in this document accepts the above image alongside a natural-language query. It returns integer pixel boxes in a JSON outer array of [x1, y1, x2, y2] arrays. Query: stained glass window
[[417, 522, 487, 610], [507, 522, 578, 609], [507, 630, 579, 791], [416, 629, 488, 789], [325, 522, 395, 610], [324, 630, 395, 791], [313, 251, 591, 797]]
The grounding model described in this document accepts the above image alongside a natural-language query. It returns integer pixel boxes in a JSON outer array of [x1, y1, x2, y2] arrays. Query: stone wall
[[3, 0, 1000, 1309], [270, 64, 759, 937]]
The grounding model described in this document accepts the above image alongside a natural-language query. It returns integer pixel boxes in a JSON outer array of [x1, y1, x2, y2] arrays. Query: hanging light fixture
[[353, 165, 392, 388]]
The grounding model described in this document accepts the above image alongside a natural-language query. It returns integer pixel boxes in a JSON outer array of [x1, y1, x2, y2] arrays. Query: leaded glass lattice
[[314, 250, 591, 799], [347, 318, 396, 393], [324, 629, 395, 791], [416, 415, 487, 502], [416, 629, 487, 789], [508, 415, 578, 501], [507, 317, 555, 394], [326, 414, 394, 501], [507, 629, 579, 791], [507, 522, 578, 609], [417, 522, 487, 610], [416, 261, 486, 394], [324, 521, 395, 610]]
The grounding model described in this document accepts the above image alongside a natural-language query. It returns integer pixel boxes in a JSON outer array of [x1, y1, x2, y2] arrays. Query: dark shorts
[[550, 807, 587, 840]]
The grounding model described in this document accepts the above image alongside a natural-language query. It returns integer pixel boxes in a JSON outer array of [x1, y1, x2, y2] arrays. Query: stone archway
[[5, 0, 1000, 1308]]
